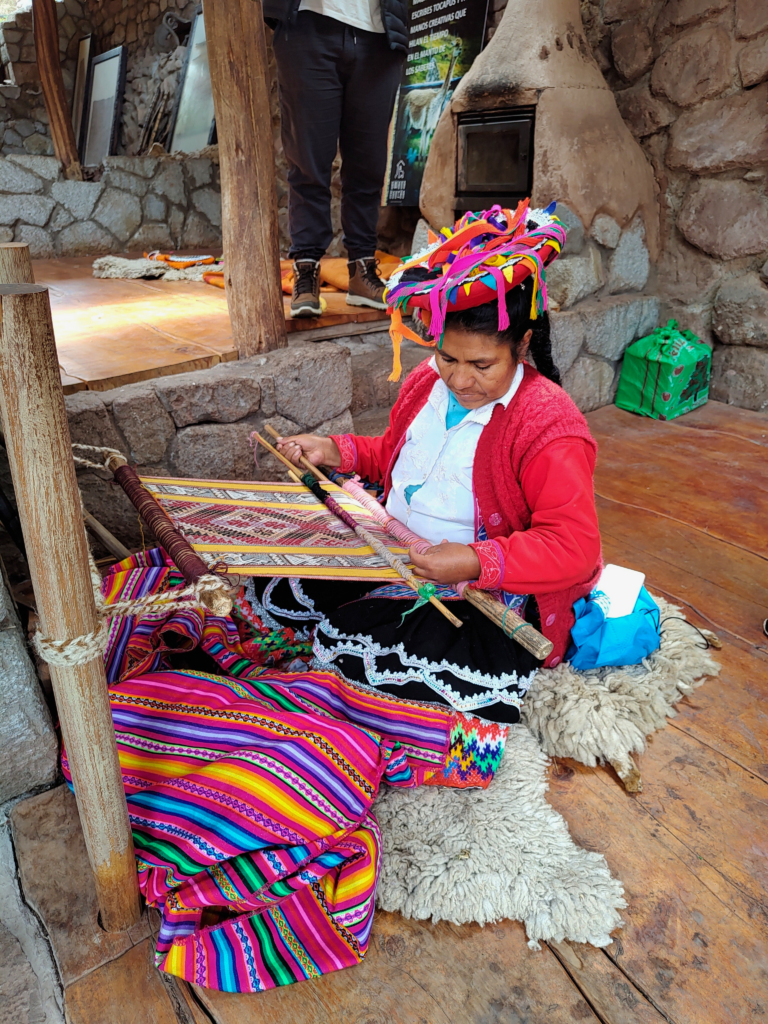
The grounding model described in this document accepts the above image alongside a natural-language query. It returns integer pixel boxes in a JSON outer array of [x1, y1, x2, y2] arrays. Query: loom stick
[[263, 424, 553, 660], [253, 431, 463, 629], [98, 452, 234, 617]]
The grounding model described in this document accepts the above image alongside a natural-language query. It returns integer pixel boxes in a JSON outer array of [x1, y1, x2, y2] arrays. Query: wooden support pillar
[[0, 282, 140, 932], [0, 242, 35, 284], [32, 0, 83, 181], [204, 0, 287, 356]]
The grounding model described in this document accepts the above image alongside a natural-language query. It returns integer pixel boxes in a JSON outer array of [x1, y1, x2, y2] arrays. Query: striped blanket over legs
[[61, 551, 506, 993]]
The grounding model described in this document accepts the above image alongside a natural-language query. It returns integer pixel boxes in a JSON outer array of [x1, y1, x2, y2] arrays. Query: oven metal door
[[457, 117, 532, 194]]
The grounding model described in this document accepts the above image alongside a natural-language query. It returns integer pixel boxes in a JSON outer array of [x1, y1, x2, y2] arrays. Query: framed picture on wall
[[168, 6, 215, 153], [71, 34, 92, 157], [82, 45, 127, 167]]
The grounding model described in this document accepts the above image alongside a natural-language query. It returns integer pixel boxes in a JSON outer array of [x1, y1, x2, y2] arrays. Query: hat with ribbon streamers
[[383, 199, 567, 381]]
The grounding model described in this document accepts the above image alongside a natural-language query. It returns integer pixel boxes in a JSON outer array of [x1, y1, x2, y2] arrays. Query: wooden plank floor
[[32, 258, 388, 393], [149, 401, 764, 1024]]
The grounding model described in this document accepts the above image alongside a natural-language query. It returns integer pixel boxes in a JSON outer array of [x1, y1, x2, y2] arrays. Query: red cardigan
[[331, 362, 603, 666]]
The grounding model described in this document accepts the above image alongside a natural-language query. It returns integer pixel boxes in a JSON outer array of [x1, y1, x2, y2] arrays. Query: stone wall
[[0, 150, 221, 256], [580, 0, 768, 411], [0, 1, 92, 158], [66, 341, 354, 546]]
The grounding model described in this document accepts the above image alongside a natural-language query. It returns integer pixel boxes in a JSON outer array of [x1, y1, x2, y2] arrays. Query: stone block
[[604, 0, 644, 22], [92, 188, 142, 243], [738, 34, 768, 88], [0, 194, 53, 226], [181, 210, 221, 248], [0, 827, 64, 1024], [76, 471, 145, 549], [651, 26, 732, 107], [612, 20, 653, 82], [411, 217, 431, 254], [6, 153, 59, 179], [678, 179, 768, 260], [315, 409, 355, 435], [581, 294, 659, 359], [12, 64, 40, 86], [0, 227, 12, 243], [104, 155, 158, 177], [710, 345, 768, 409], [55, 220, 114, 256], [546, 245, 604, 310], [154, 363, 262, 427], [549, 309, 584, 375], [712, 273, 768, 347], [187, 156, 212, 187], [151, 160, 185, 205], [64, 390, 124, 449], [654, 0, 729, 35], [170, 420, 259, 480], [556, 202, 585, 256], [563, 355, 617, 412], [591, 214, 621, 249], [108, 384, 176, 464], [13, 118, 35, 138], [192, 186, 222, 228], [3, 129, 23, 149], [736, 0, 768, 39], [0, 582, 57, 804], [761, 259, 768, 285], [169, 205, 184, 245], [142, 191, 165, 221], [667, 83, 768, 173], [127, 223, 174, 251], [101, 166, 149, 196], [49, 205, 74, 231], [49, 180, 103, 220], [22, 134, 52, 156], [10, 787, 140, 986], [608, 217, 650, 293], [267, 342, 352, 427], [15, 224, 54, 258]]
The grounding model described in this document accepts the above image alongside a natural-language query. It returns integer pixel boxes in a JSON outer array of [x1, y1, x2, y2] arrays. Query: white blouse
[[386, 360, 524, 546]]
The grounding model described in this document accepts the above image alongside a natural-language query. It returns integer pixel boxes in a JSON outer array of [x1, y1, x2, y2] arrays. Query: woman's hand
[[409, 540, 482, 585], [275, 434, 342, 469]]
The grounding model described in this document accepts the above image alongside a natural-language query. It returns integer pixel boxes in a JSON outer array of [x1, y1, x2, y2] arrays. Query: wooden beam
[[0, 282, 140, 932], [31, 0, 83, 181], [204, 0, 287, 356]]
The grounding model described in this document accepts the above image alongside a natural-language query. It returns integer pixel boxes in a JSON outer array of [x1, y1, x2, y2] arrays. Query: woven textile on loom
[[65, 550, 506, 993], [141, 477, 409, 579]]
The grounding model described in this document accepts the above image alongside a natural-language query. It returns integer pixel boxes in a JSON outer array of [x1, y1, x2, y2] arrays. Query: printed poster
[[384, 0, 489, 207]]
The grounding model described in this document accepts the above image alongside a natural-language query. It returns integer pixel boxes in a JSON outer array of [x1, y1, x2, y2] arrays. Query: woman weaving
[[268, 203, 602, 723]]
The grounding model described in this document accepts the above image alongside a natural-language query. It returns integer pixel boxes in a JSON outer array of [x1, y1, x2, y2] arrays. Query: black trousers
[[273, 11, 404, 262]]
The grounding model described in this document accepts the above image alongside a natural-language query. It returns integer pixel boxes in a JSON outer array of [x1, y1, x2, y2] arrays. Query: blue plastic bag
[[567, 586, 661, 670]]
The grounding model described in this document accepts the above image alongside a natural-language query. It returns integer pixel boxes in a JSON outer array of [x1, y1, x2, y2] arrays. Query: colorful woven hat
[[383, 200, 566, 380]]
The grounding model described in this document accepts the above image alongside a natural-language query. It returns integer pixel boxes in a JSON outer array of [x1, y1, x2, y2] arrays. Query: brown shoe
[[346, 257, 387, 310], [290, 259, 322, 318]]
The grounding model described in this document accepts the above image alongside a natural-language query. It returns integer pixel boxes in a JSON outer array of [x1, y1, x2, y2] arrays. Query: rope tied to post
[[30, 444, 238, 667]]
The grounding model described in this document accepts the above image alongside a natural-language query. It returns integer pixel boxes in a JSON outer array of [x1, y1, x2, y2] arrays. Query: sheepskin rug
[[375, 725, 627, 948], [523, 596, 720, 778], [375, 597, 719, 947], [92, 256, 221, 281]]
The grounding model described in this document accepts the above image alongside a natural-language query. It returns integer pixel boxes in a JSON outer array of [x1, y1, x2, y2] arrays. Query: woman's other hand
[[275, 434, 342, 469], [409, 540, 481, 584]]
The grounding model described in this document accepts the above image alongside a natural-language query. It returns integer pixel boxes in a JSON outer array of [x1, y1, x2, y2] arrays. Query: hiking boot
[[346, 257, 387, 310], [290, 259, 322, 318]]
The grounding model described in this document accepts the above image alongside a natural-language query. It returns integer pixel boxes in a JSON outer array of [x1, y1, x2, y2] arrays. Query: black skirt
[[245, 577, 540, 724]]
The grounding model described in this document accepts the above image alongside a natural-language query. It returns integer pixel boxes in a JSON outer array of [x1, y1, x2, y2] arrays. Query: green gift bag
[[615, 320, 711, 421]]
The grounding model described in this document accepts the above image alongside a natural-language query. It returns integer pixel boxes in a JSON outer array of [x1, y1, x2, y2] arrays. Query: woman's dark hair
[[441, 274, 561, 386]]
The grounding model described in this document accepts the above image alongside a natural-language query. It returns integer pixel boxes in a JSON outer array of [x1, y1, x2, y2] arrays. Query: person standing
[[262, 0, 407, 316]]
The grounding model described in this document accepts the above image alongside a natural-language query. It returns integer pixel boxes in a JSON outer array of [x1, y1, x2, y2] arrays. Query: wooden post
[[32, 0, 83, 181], [0, 243, 35, 284], [204, 0, 287, 356], [0, 283, 140, 932]]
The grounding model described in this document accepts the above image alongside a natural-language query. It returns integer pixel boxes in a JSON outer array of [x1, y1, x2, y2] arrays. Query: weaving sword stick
[[252, 431, 463, 629], [263, 424, 553, 660]]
